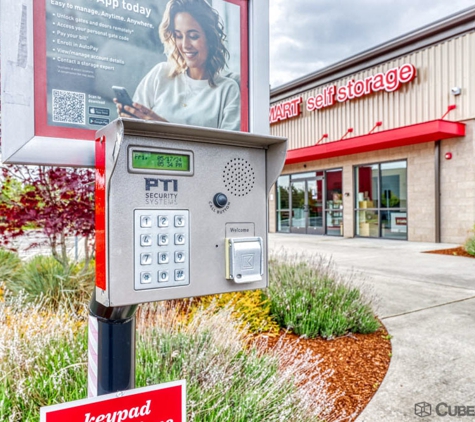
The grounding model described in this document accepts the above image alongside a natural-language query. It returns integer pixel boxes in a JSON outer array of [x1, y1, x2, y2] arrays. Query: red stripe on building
[[285, 120, 465, 165]]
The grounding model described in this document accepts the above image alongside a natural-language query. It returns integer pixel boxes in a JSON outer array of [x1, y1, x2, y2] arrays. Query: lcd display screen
[[132, 151, 190, 171]]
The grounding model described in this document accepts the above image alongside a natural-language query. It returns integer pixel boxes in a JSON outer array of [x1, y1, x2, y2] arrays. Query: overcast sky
[[269, 0, 475, 88]]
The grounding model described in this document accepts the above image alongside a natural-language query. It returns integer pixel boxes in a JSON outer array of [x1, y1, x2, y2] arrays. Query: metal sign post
[[88, 291, 137, 397]]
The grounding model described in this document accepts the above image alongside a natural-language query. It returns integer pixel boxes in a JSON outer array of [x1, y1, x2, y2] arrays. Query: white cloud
[[269, 0, 475, 88]]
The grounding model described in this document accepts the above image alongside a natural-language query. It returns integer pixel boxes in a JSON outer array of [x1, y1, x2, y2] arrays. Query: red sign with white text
[[40, 381, 185, 422]]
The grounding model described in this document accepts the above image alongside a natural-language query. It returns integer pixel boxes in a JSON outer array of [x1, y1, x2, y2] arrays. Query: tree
[[0, 165, 95, 271]]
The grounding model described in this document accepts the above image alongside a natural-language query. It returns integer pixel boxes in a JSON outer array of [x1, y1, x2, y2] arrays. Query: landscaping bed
[[260, 327, 391, 421], [0, 251, 389, 421], [424, 246, 474, 259]]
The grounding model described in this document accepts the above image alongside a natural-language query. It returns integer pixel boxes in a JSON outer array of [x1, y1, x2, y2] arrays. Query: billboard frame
[[0, 0, 269, 167]]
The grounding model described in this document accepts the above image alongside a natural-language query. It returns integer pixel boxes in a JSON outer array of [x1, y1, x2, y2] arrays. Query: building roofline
[[270, 6, 475, 102]]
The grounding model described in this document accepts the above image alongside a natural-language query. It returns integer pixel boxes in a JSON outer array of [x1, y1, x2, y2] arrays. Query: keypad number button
[[174, 216, 186, 227], [140, 235, 153, 247], [140, 253, 152, 265], [140, 216, 152, 228], [175, 234, 186, 245], [158, 271, 169, 282], [158, 216, 169, 228], [175, 251, 185, 263], [158, 252, 169, 264], [158, 234, 169, 246]]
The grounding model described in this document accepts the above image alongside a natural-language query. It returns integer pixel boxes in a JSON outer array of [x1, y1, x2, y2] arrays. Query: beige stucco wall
[[440, 120, 475, 243]]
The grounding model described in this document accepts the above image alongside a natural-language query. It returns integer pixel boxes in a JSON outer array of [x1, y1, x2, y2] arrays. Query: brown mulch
[[263, 327, 392, 421], [257, 247, 472, 420], [424, 246, 474, 258]]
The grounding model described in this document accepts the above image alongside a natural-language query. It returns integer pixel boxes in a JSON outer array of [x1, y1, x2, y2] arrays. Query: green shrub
[[136, 303, 334, 421], [0, 249, 22, 285], [464, 226, 475, 256], [0, 302, 88, 421], [3, 255, 94, 310], [266, 254, 380, 339]]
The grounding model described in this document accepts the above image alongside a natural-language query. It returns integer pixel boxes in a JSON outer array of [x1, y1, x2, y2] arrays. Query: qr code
[[52, 89, 86, 125]]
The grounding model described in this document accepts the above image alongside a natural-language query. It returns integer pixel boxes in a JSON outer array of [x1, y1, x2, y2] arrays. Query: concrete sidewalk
[[268, 233, 475, 422]]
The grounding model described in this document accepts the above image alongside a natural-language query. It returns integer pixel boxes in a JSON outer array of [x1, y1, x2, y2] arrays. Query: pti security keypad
[[134, 210, 190, 290]]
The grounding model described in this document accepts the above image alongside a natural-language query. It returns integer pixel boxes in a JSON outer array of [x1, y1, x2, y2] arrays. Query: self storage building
[[269, 7, 475, 243]]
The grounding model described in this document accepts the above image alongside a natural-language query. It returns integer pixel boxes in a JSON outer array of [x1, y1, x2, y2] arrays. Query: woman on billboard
[[115, 0, 240, 131]]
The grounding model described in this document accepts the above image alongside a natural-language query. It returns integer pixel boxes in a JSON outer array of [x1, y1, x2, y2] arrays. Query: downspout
[[435, 141, 441, 243]]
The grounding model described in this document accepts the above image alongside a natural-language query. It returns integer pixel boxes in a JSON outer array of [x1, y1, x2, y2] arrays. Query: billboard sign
[[1, 0, 270, 166], [40, 380, 186, 422]]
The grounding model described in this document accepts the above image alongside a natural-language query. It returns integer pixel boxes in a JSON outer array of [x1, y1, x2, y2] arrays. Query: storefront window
[[380, 161, 407, 239], [357, 210, 380, 237], [381, 161, 407, 209], [325, 169, 343, 236], [381, 210, 407, 238], [292, 171, 323, 180], [276, 175, 290, 232], [277, 175, 290, 209], [356, 164, 379, 208], [275, 169, 343, 236], [291, 180, 306, 229], [278, 211, 291, 232], [355, 161, 407, 239]]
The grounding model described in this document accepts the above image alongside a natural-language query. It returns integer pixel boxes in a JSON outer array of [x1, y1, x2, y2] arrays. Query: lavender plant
[[266, 253, 380, 339], [464, 225, 475, 256], [136, 302, 341, 421]]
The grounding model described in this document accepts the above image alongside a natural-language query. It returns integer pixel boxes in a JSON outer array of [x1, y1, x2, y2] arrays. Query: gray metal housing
[[96, 119, 286, 306]]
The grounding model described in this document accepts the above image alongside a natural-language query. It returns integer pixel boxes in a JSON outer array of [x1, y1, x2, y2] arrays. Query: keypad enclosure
[[134, 210, 190, 290], [96, 120, 287, 307]]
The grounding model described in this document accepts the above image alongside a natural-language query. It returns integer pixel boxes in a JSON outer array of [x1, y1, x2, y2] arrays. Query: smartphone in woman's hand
[[112, 86, 133, 106]]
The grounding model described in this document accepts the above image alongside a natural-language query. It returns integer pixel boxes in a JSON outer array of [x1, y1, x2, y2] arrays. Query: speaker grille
[[222, 158, 255, 196]]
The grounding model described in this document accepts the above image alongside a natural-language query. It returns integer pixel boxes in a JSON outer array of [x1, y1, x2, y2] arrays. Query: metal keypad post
[[134, 209, 190, 290]]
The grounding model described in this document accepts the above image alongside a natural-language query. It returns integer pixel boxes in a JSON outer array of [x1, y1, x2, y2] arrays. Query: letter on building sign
[[269, 97, 303, 123], [372, 73, 385, 91], [336, 85, 348, 102], [384, 68, 400, 92], [398, 63, 416, 83]]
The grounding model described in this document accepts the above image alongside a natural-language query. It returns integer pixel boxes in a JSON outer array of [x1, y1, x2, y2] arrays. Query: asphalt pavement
[[268, 233, 475, 422]]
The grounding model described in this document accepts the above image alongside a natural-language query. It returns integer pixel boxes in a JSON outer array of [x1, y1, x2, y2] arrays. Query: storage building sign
[[270, 63, 416, 124]]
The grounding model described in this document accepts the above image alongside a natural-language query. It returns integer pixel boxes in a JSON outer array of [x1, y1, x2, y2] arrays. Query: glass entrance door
[[290, 179, 324, 234], [307, 179, 324, 234], [291, 180, 306, 233]]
